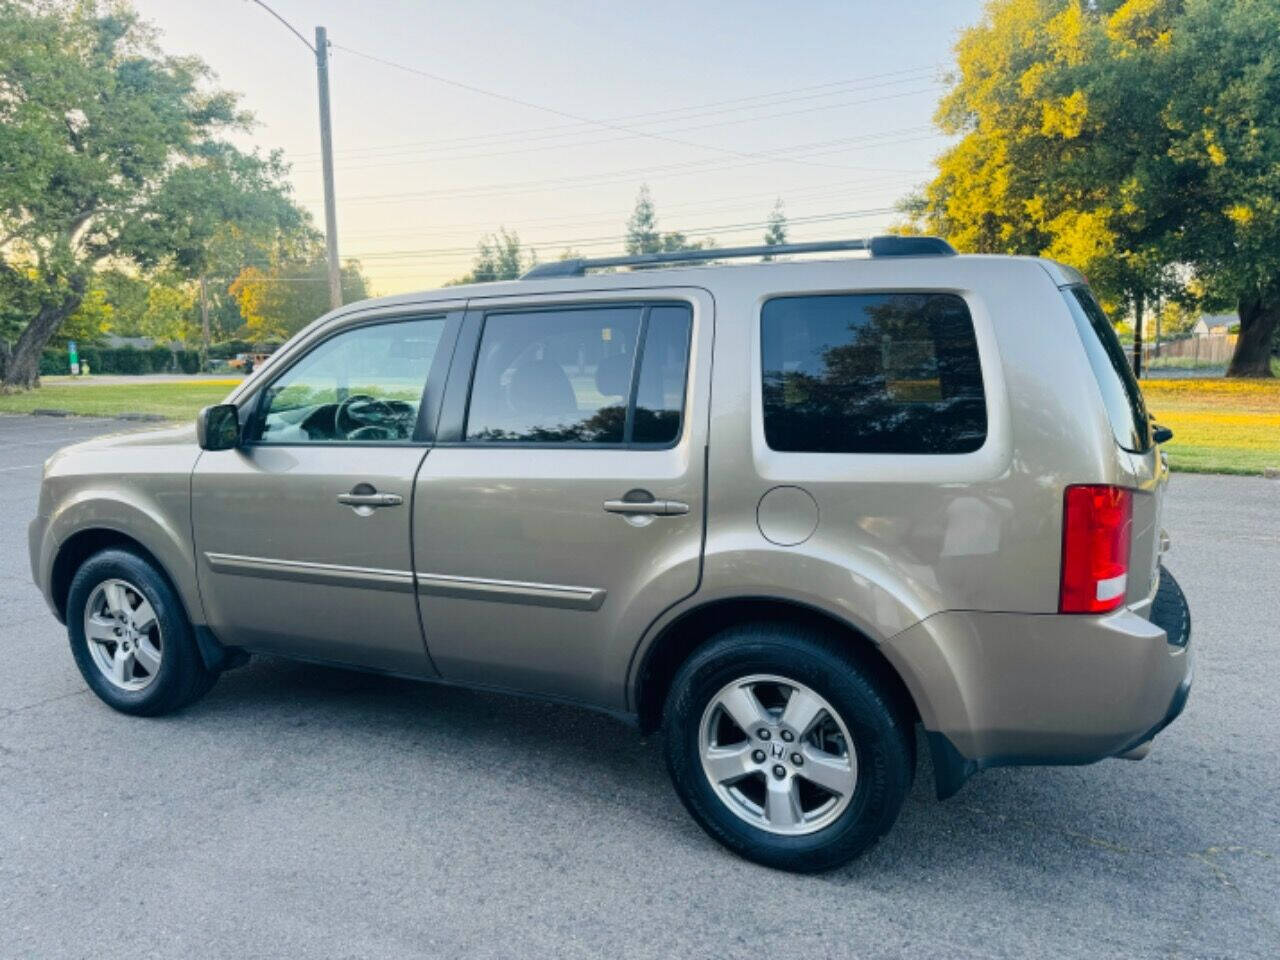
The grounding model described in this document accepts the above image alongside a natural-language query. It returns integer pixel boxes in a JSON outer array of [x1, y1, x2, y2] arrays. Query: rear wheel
[[67, 549, 217, 716], [662, 623, 912, 872]]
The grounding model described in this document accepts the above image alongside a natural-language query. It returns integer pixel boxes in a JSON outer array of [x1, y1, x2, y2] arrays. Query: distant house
[[1191, 314, 1237, 336]]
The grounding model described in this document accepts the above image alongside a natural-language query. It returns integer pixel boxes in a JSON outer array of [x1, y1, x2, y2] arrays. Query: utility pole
[[199, 274, 210, 371], [315, 26, 342, 311], [245, 5, 342, 311]]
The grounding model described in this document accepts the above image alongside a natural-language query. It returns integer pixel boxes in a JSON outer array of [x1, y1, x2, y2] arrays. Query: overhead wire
[[289, 64, 941, 161], [329, 42, 929, 174]]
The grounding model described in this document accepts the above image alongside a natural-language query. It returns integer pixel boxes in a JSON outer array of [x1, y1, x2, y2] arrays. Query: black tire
[[662, 622, 913, 872], [66, 548, 218, 716]]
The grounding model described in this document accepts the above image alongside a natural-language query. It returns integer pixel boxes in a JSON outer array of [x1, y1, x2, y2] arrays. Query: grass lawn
[[2, 374, 1277, 477], [1141, 377, 1280, 475], [0, 380, 239, 421]]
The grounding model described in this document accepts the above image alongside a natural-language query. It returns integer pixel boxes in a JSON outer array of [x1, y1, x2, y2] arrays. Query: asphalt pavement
[[2, 413, 1278, 959]]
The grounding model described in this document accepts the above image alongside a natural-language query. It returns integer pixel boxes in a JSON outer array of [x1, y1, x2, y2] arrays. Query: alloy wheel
[[698, 673, 858, 836], [82, 578, 163, 692]]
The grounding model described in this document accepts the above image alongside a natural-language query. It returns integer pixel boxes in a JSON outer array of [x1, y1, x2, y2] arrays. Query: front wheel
[[66, 548, 217, 716], [662, 624, 913, 872]]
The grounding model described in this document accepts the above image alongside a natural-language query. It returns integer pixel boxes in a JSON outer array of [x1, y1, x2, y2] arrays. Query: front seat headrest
[[595, 352, 633, 399], [508, 358, 578, 419]]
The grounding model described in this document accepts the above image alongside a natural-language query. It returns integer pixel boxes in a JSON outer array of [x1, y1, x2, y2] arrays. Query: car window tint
[[256, 317, 443, 444], [1063, 286, 1151, 453], [632, 304, 692, 444], [761, 293, 986, 454], [466, 307, 643, 443]]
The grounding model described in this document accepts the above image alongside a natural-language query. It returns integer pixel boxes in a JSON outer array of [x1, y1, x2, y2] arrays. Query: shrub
[[40, 349, 66, 375], [38, 344, 206, 376]]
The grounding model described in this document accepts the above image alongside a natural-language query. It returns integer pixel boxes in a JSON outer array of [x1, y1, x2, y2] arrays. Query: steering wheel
[[335, 393, 398, 439]]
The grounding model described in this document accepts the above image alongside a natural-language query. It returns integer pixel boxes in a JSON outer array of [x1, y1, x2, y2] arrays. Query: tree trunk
[[199, 274, 210, 373], [1132, 290, 1144, 378], [0, 283, 86, 390], [1153, 294, 1162, 359], [1226, 296, 1278, 378]]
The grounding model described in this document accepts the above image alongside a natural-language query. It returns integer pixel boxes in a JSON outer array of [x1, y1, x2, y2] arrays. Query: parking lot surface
[[2, 413, 1278, 959]]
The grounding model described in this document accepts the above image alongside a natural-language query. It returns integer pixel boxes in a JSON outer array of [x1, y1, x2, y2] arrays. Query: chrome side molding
[[204, 552, 605, 610], [204, 553, 415, 593], [415, 572, 606, 611]]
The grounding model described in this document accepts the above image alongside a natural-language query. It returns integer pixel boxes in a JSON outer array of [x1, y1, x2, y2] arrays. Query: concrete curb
[[26, 408, 167, 423]]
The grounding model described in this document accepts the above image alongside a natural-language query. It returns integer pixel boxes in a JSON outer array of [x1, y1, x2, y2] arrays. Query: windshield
[[1063, 285, 1151, 453]]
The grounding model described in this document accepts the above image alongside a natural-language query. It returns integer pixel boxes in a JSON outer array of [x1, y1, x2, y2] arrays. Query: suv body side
[[30, 253, 1189, 800]]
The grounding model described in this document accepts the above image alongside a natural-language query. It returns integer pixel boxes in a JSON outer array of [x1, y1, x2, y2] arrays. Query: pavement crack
[[0, 688, 89, 720]]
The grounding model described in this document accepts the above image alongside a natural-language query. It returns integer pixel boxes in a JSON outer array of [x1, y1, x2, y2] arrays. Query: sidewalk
[[42, 373, 245, 386]]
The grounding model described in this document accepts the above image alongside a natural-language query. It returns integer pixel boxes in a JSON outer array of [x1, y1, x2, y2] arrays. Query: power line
[[343, 189, 911, 252], [343, 207, 899, 261], [218, 207, 904, 282], [336, 173, 924, 241], [288, 76, 940, 169], [330, 42, 918, 174], [244, 2, 342, 310], [290, 64, 942, 161], [289, 99, 941, 175], [244, 0, 314, 52], [297, 140, 925, 206]]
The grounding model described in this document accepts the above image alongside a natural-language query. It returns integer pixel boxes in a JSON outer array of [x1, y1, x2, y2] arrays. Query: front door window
[[253, 318, 445, 444]]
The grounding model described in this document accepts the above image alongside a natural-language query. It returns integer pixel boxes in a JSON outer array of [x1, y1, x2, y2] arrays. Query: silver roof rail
[[521, 235, 955, 280]]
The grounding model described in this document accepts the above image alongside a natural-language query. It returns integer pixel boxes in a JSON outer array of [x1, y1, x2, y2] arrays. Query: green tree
[[122, 143, 309, 369], [57, 283, 114, 347], [139, 282, 195, 344], [0, 0, 300, 388], [625, 185, 662, 255], [908, 0, 1176, 370], [94, 268, 151, 337], [230, 256, 368, 341], [449, 228, 535, 283], [138, 280, 195, 368], [909, 0, 1280, 377], [624, 184, 715, 259], [1159, 0, 1280, 376], [763, 198, 788, 259]]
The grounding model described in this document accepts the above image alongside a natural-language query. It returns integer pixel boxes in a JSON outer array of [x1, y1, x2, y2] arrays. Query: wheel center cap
[[769, 741, 787, 761]]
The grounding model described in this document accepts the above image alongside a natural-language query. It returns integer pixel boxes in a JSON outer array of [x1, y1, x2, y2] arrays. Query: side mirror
[[197, 404, 241, 451]]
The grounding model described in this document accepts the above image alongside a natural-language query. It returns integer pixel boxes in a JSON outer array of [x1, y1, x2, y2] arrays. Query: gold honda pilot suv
[[30, 237, 1192, 872]]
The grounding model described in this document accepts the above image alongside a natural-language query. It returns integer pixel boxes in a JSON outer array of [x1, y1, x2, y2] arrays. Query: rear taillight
[[1059, 484, 1133, 614]]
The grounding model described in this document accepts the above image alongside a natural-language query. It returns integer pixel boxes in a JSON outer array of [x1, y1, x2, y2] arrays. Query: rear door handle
[[603, 498, 689, 516], [337, 491, 403, 508]]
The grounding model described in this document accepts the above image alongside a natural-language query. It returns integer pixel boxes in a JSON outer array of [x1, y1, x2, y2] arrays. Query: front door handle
[[337, 485, 403, 512], [603, 498, 689, 517]]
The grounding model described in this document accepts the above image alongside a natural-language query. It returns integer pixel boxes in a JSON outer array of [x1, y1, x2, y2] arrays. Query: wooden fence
[[1145, 333, 1238, 368]]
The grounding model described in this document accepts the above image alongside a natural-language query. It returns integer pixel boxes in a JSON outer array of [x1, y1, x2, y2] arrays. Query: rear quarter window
[[1063, 286, 1151, 453], [760, 292, 987, 454]]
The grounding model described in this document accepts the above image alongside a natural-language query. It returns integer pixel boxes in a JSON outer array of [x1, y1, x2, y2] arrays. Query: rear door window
[[464, 303, 691, 446], [1063, 286, 1151, 453], [760, 292, 986, 454]]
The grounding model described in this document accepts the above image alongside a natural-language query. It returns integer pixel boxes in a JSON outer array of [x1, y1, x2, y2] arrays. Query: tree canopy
[[230, 256, 368, 341], [0, 0, 310, 387], [625, 185, 715, 257], [763, 198, 788, 259], [908, 0, 1280, 376]]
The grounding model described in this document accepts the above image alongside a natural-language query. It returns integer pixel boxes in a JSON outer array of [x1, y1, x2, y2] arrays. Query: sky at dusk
[[130, 1, 986, 293]]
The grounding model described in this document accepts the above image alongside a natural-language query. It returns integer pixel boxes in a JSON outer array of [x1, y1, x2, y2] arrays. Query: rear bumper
[[882, 566, 1192, 799]]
